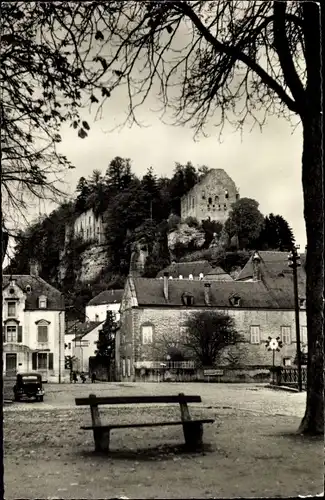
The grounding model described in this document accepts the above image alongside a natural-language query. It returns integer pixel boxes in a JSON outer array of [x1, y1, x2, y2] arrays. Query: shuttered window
[[250, 326, 260, 344], [18, 326, 22, 343], [281, 326, 291, 345], [37, 322, 48, 343]]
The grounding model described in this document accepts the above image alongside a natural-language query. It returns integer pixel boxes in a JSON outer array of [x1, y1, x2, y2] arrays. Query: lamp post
[[288, 245, 303, 392]]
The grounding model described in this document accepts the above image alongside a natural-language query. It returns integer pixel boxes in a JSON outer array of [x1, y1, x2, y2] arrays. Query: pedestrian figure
[[72, 371, 78, 383], [91, 372, 96, 383], [80, 372, 86, 383]]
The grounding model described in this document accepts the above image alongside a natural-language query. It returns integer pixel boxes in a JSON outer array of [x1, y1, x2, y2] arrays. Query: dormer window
[[182, 292, 194, 306], [199, 273, 204, 280], [38, 295, 47, 309], [229, 294, 241, 307], [189, 274, 193, 280], [299, 298, 306, 308], [179, 275, 183, 279], [26, 285, 32, 293]]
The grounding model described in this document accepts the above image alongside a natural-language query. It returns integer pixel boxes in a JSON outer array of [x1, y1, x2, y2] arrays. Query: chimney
[[204, 283, 211, 306], [252, 251, 261, 281], [29, 259, 40, 276], [163, 272, 169, 301]]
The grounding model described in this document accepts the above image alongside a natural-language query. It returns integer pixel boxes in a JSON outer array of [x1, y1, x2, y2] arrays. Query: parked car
[[13, 372, 44, 402]]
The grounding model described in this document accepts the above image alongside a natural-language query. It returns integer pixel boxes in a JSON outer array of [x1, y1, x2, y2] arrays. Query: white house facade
[[2, 274, 66, 383], [70, 321, 104, 373], [85, 289, 123, 323]]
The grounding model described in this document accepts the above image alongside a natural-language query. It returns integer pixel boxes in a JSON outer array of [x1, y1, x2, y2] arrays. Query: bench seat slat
[[75, 395, 202, 406], [80, 419, 214, 430]]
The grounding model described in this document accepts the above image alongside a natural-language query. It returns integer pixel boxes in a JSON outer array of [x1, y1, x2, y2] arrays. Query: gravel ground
[[3, 382, 323, 499]]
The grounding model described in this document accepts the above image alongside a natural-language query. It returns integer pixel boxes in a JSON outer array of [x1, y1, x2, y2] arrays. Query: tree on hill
[[225, 198, 264, 250], [95, 310, 118, 377], [183, 311, 241, 367], [255, 213, 295, 251], [169, 162, 198, 214], [105, 157, 134, 194]]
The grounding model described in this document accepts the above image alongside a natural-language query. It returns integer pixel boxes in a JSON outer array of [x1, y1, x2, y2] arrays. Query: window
[[37, 321, 48, 343], [142, 325, 153, 345], [68, 342, 71, 350], [301, 326, 308, 344], [192, 197, 195, 208], [225, 190, 229, 199], [89, 216, 91, 223], [95, 314, 99, 322], [182, 292, 194, 306], [215, 195, 219, 203], [6, 325, 17, 342], [38, 353, 48, 369], [38, 296, 47, 309], [224, 204, 227, 210], [32, 352, 53, 370], [250, 326, 260, 344], [122, 358, 126, 377], [86, 228, 89, 238], [26, 285, 31, 293], [127, 358, 131, 377], [7, 301, 16, 317], [208, 197, 212, 204], [202, 191, 205, 200], [281, 326, 291, 345], [283, 358, 292, 367]]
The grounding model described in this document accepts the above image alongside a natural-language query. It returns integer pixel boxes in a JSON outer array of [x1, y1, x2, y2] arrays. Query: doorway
[[6, 353, 17, 374]]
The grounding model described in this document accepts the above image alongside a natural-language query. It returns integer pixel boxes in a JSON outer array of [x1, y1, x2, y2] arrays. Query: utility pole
[[288, 245, 303, 392]]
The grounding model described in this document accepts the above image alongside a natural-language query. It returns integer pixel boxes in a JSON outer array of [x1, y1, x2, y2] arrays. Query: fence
[[278, 367, 307, 389]]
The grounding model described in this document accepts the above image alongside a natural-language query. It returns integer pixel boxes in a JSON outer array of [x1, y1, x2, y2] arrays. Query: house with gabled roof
[[69, 321, 104, 373], [2, 265, 66, 382], [117, 252, 307, 381], [86, 289, 123, 323]]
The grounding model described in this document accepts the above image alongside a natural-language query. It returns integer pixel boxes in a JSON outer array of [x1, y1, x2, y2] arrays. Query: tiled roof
[[2, 275, 64, 310], [72, 321, 103, 340], [204, 267, 233, 281], [156, 260, 215, 279], [235, 250, 306, 304], [87, 289, 124, 306], [132, 278, 285, 309]]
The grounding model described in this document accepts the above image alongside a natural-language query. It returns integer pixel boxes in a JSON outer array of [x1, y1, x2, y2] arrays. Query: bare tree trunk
[[298, 114, 324, 435], [298, 2, 324, 435]]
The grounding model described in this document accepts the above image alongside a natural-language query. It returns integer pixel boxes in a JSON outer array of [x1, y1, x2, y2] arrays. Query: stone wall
[[181, 169, 240, 224], [118, 305, 307, 381]]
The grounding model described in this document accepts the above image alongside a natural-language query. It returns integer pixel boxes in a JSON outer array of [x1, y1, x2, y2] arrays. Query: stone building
[[73, 208, 107, 244], [2, 263, 66, 382], [180, 168, 240, 223], [86, 289, 123, 323], [117, 251, 307, 382]]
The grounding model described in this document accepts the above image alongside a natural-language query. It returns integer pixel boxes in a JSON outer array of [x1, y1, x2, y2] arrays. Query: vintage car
[[13, 372, 44, 402]]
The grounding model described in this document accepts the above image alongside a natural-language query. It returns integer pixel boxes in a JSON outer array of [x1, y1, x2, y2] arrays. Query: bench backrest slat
[[75, 395, 202, 406]]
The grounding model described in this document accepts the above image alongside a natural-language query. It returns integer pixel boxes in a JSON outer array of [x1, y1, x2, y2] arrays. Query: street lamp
[[288, 245, 303, 392]]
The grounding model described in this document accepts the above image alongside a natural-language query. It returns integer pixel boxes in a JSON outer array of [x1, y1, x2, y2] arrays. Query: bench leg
[[182, 422, 203, 451], [93, 428, 110, 453]]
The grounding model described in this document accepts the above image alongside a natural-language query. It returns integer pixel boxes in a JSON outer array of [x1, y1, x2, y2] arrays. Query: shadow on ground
[[79, 442, 215, 462]]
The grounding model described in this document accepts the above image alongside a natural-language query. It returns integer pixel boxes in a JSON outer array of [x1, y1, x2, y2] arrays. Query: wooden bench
[[75, 393, 214, 453]]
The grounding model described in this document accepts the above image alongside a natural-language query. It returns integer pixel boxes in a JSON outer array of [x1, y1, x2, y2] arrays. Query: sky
[[54, 97, 306, 250]]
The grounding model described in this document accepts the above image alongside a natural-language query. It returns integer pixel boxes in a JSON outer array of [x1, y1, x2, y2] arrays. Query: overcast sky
[[54, 96, 306, 250]]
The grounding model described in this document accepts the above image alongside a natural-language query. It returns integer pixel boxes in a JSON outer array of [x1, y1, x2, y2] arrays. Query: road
[[4, 381, 306, 418]]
